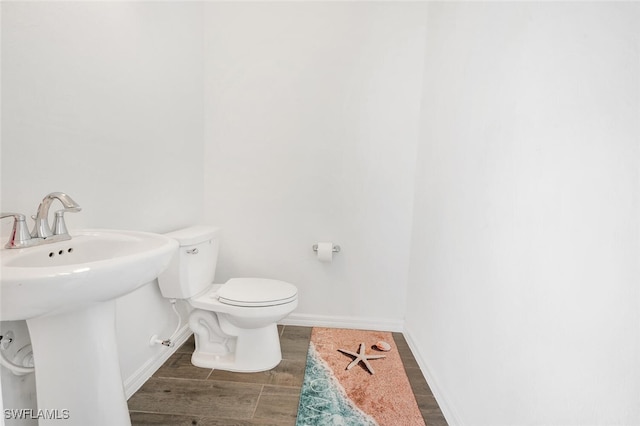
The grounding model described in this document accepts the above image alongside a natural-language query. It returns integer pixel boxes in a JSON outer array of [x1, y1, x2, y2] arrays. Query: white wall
[[406, 2, 640, 425], [1, 2, 203, 231], [203, 2, 427, 329], [1, 1, 203, 415]]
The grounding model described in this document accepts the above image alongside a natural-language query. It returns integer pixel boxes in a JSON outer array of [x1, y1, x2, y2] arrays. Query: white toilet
[[157, 226, 298, 372]]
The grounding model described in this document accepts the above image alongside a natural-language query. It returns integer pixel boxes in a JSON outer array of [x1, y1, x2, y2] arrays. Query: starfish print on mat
[[337, 342, 386, 375]]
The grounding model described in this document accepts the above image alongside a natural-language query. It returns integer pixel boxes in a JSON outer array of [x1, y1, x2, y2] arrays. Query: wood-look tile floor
[[128, 326, 448, 426]]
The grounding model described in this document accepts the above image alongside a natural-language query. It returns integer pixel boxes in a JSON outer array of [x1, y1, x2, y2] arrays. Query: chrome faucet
[[1, 192, 81, 249], [32, 192, 81, 239]]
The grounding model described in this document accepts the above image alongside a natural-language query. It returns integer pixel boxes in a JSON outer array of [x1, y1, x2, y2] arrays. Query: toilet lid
[[218, 278, 298, 307]]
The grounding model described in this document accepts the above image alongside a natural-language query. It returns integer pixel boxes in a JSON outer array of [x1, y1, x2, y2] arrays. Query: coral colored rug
[[296, 327, 425, 426]]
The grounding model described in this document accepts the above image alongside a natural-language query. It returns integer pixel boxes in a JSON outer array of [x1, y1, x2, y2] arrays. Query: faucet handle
[[1, 213, 32, 249], [52, 208, 80, 236]]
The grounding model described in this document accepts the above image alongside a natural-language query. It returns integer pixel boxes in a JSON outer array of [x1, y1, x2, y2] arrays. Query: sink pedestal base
[[27, 300, 131, 426]]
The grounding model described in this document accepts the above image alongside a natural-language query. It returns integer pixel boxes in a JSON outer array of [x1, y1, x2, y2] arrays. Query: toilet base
[[190, 314, 283, 372]]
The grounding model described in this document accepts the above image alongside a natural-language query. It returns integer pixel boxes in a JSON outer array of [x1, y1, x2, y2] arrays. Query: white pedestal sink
[[0, 229, 178, 425]]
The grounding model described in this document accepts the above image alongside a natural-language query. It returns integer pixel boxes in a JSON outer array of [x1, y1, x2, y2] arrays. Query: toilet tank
[[157, 226, 220, 299]]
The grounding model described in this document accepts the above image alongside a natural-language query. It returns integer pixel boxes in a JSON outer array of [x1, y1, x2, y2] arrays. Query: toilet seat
[[218, 278, 298, 307]]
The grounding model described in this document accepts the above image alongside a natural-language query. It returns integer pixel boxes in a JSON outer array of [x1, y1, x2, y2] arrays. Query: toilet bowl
[[157, 226, 298, 372]]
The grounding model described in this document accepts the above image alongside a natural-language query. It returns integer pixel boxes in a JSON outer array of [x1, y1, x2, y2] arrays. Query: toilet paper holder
[[312, 244, 341, 253]]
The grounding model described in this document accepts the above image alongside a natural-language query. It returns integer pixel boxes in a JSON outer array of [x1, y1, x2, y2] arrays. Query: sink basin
[[0, 228, 178, 426], [1, 229, 178, 321]]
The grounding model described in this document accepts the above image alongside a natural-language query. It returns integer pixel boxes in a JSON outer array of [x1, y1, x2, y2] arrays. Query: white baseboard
[[123, 325, 192, 399], [281, 312, 404, 332], [403, 324, 463, 426]]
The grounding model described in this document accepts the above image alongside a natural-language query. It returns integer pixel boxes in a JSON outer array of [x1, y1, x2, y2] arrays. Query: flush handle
[[186, 248, 199, 255]]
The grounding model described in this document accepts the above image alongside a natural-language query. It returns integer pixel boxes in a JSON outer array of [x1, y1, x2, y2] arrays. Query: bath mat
[[296, 327, 425, 426]]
